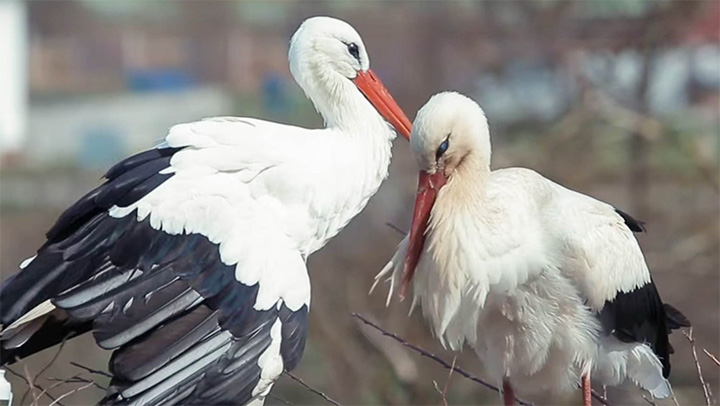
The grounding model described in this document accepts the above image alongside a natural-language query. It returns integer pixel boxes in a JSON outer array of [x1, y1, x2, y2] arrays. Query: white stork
[[0, 16, 411, 405], [374, 92, 689, 405]]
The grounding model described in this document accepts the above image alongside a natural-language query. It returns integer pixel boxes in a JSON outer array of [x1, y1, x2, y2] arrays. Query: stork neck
[[445, 155, 491, 204], [303, 70, 396, 141]]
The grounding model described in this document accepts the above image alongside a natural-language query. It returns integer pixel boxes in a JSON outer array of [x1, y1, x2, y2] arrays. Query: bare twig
[[682, 328, 713, 406], [285, 371, 342, 406], [384, 222, 406, 236], [70, 361, 113, 378], [21, 362, 39, 406], [4, 367, 63, 405], [353, 313, 614, 406], [432, 380, 447, 406], [433, 354, 456, 406], [47, 374, 107, 391], [703, 348, 720, 368], [353, 313, 539, 406], [20, 336, 68, 405], [668, 383, 681, 406], [442, 355, 456, 402], [269, 392, 294, 406], [35, 338, 67, 382], [37, 373, 105, 401], [47, 381, 95, 406], [642, 395, 658, 406]]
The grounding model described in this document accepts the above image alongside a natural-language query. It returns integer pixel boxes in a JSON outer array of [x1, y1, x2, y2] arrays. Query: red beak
[[400, 170, 447, 300], [354, 70, 411, 140]]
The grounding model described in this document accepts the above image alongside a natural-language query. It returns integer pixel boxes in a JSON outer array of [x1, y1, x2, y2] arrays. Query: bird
[[0, 16, 412, 406], [373, 92, 689, 406]]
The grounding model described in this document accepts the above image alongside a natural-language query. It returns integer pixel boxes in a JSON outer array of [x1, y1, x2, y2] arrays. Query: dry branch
[[433, 354, 456, 406], [70, 361, 113, 378], [641, 394, 658, 406], [352, 313, 615, 406], [48, 381, 95, 406], [285, 371, 342, 406], [268, 392, 294, 406], [4, 366, 64, 406], [682, 328, 714, 406], [703, 349, 720, 368], [357, 313, 549, 406]]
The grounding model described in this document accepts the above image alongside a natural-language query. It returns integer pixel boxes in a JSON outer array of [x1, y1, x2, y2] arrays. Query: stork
[[0, 16, 411, 406], [374, 92, 689, 406]]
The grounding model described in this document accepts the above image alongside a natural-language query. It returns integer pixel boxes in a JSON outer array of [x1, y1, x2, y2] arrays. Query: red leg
[[581, 373, 592, 406], [502, 379, 515, 406]]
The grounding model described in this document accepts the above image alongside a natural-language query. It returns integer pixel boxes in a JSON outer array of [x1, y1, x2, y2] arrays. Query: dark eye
[[346, 42, 360, 62], [436, 137, 450, 160]]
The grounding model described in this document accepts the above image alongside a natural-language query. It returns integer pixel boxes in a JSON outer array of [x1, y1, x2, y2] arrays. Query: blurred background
[[0, 1, 718, 405]]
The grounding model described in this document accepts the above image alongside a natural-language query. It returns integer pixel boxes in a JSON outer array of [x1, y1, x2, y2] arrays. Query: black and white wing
[[1, 119, 315, 405], [558, 193, 689, 396]]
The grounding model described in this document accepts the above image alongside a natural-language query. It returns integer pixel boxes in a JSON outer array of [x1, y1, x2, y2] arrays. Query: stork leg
[[581, 373, 592, 406], [502, 379, 515, 406]]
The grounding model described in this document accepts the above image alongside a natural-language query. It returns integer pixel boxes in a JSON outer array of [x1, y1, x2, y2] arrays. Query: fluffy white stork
[[374, 92, 689, 405], [0, 16, 411, 405]]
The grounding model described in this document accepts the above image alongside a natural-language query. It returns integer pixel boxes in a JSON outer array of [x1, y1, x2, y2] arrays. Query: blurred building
[[2, 0, 718, 166], [0, 0, 28, 157]]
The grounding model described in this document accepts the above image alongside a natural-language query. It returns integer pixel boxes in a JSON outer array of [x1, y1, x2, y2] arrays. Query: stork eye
[[436, 137, 450, 160], [346, 42, 360, 62]]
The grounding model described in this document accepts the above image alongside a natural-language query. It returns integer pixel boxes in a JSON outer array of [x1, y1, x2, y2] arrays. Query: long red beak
[[400, 170, 447, 299], [354, 70, 411, 140]]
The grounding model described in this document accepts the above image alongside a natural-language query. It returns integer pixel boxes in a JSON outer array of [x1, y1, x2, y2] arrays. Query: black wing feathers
[[601, 208, 689, 378], [45, 147, 181, 244], [663, 304, 690, 331], [0, 315, 92, 364], [1, 145, 310, 405], [2, 147, 180, 326], [599, 281, 690, 378], [615, 208, 646, 233]]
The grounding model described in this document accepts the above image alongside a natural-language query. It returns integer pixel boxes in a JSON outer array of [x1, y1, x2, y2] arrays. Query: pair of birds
[[0, 15, 687, 406]]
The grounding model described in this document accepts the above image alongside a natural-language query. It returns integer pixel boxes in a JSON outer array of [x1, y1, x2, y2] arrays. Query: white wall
[[0, 0, 28, 154]]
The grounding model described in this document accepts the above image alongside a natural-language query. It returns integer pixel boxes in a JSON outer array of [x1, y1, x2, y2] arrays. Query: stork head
[[400, 92, 491, 298], [288, 16, 411, 138]]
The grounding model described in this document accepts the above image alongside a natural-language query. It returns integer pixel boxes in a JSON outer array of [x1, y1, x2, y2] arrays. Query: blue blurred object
[[79, 127, 125, 170], [126, 69, 195, 92], [262, 72, 289, 118]]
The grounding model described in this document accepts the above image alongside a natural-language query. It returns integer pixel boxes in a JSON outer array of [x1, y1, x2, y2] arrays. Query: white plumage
[[374, 91, 687, 404]]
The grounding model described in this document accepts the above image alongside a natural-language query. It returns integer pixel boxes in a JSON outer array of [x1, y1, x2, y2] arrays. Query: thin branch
[[36, 373, 105, 402], [20, 335, 68, 405], [442, 355, 457, 401], [47, 375, 107, 391], [35, 337, 67, 382], [69, 361, 113, 378], [4, 367, 63, 406], [285, 371, 342, 406], [47, 381, 94, 406], [384, 222, 407, 236], [682, 328, 713, 406], [21, 362, 39, 406], [268, 392, 294, 406], [668, 383, 681, 406], [703, 348, 720, 368], [433, 355, 455, 406], [642, 395, 658, 406], [353, 313, 540, 406], [432, 380, 447, 406]]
